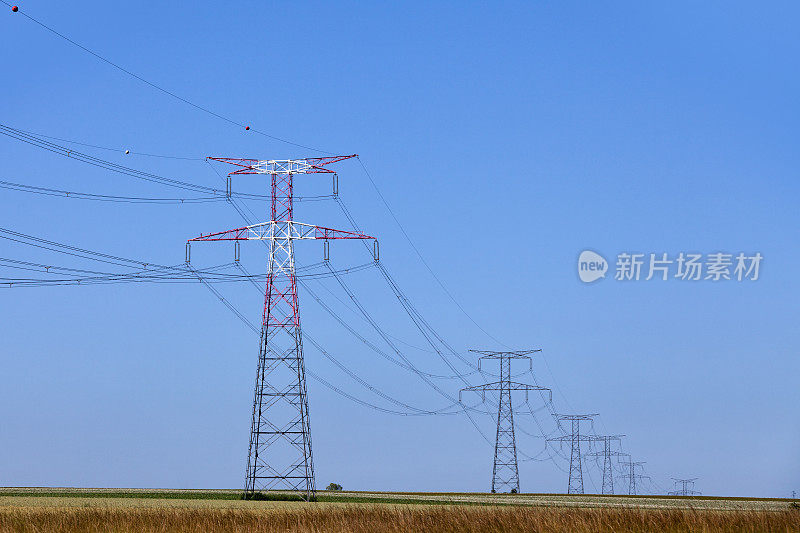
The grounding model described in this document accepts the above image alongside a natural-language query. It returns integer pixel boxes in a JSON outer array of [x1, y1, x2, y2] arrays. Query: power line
[[0, 124, 282, 199], [332, 196, 573, 467], [356, 157, 509, 348], [0, 166, 581, 484], [195, 259, 495, 420], [306, 275, 484, 361], [4, 140, 578, 484], [234, 263, 468, 416], [0, 260, 375, 287], [342, 166, 606, 475], [3, 1, 332, 154], [0, 6, 657, 489], [334, 197, 488, 378], [206, 159, 472, 404], [332, 196, 574, 471], [245, 268, 537, 420], [7, 3, 630, 489], [209, 159, 485, 385], [0, 124, 220, 195], [0, 74, 524, 439], [0, 179, 226, 204], [0, 225, 175, 269], [0, 224, 375, 287], [0, 125, 332, 204], [206, 157, 508, 452], [298, 275, 476, 380], [1, 125, 204, 160], [0, 124, 335, 202]]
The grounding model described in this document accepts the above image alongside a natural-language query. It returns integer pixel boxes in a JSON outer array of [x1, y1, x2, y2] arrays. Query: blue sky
[[0, 1, 798, 497]]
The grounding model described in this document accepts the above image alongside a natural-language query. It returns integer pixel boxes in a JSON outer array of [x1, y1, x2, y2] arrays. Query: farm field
[[0, 488, 797, 532]]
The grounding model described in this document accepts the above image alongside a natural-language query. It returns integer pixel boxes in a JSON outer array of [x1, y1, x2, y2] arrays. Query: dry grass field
[[0, 488, 797, 532]]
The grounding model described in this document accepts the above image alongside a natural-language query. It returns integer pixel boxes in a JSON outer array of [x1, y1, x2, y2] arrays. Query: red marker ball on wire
[[245, 126, 250, 130], [12, 6, 19, 12]]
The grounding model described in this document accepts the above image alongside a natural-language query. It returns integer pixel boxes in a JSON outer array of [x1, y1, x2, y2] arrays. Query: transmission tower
[[460, 349, 551, 494], [586, 435, 624, 495], [668, 477, 701, 496], [618, 459, 650, 495], [547, 414, 598, 494], [187, 155, 378, 500]]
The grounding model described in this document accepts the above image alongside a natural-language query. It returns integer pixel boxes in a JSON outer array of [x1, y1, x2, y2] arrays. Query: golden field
[[0, 490, 797, 532]]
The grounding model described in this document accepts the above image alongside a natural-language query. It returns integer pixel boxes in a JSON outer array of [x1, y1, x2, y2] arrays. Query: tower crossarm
[[188, 220, 375, 242], [470, 349, 541, 371], [588, 434, 625, 444], [208, 154, 358, 175], [470, 349, 542, 357], [555, 413, 599, 421], [586, 450, 628, 457], [546, 434, 600, 442], [459, 382, 551, 402], [619, 460, 647, 469]]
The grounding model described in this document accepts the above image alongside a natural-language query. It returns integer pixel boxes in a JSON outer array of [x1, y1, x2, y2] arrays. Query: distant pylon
[[460, 349, 551, 494], [618, 459, 650, 495], [668, 477, 701, 496], [188, 155, 377, 500], [586, 435, 624, 495], [548, 414, 598, 494]]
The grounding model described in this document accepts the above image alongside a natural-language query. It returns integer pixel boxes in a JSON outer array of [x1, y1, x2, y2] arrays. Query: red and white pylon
[[188, 155, 376, 500]]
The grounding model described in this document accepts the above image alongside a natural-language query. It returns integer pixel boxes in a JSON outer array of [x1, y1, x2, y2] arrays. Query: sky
[[0, 1, 798, 497]]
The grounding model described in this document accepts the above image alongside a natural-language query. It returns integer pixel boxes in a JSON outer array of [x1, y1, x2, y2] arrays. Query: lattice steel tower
[[547, 414, 598, 494], [619, 459, 650, 495], [460, 349, 551, 493], [586, 435, 624, 495], [668, 477, 701, 496], [187, 155, 377, 500]]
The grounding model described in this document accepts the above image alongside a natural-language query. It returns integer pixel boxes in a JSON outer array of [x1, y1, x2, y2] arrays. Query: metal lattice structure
[[618, 459, 650, 495], [548, 414, 598, 494], [460, 349, 550, 494], [188, 154, 376, 500], [586, 435, 624, 495], [668, 477, 701, 496]]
